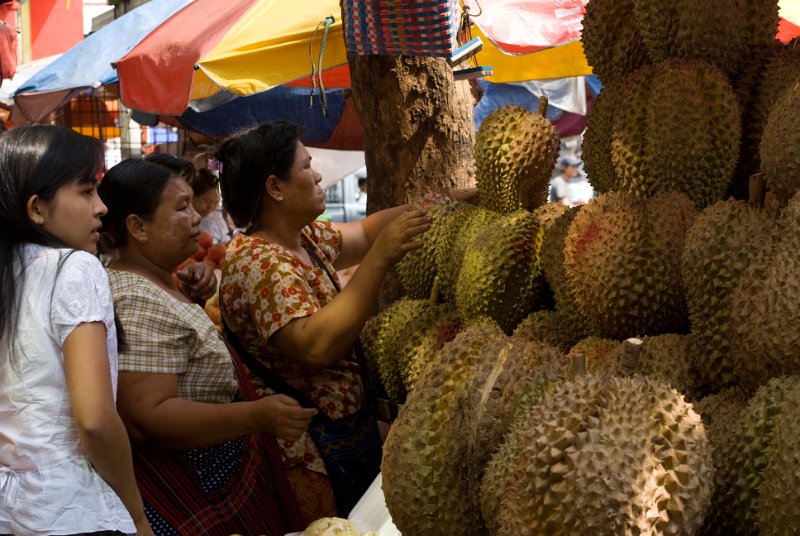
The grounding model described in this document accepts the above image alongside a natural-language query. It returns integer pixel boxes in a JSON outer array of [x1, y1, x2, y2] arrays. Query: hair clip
[[207, 158, 224, 174]]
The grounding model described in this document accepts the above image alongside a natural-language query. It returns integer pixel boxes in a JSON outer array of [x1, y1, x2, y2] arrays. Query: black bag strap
[[220, 314, 333, 426]]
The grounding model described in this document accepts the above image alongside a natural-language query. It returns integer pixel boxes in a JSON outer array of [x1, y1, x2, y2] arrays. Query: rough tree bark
[[347, 54, 476, 311], [348, 55, 476, 213]]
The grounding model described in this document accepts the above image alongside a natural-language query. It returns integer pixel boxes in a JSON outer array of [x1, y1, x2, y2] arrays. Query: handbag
[[220, 238, 382, 517]]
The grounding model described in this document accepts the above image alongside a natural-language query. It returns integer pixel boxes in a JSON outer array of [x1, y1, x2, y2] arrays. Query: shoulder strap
[[220, 315, 332, 425]]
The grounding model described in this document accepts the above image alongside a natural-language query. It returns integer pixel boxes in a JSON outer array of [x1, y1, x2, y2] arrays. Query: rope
[[308, 16, 335, 118]]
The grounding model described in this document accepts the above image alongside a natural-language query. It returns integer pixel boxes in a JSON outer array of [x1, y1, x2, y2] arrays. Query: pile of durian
[[363, 1, 800, 534]]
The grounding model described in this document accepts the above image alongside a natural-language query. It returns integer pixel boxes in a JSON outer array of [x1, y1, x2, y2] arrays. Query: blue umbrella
[[12, 0, 193, 124]]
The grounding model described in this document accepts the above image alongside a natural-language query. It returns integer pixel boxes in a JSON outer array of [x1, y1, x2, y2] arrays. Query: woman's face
[[280, 141, 325, 219], [193, 187, 220, 218], [142, 176, 202, 268], [36, 178, 107, 254]]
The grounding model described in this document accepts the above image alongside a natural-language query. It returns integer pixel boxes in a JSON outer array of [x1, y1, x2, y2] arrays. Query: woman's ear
[[26, 194, 46, 226], [265, 174, 284, 202], [125, 213, 149, 244]]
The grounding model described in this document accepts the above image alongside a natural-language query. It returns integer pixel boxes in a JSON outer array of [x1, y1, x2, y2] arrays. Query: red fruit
[[192, 247, 207, 261], [198, 231, 213, 249], [206, 243, 227, 263]]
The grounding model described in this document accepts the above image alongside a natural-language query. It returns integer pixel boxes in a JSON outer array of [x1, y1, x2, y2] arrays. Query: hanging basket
[[342, 0, 462, 57]]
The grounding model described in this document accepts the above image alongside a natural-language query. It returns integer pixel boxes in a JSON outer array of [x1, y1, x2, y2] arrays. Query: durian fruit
[[496, 374, 713, 535], [473, 103, 559, 214], [373, 297, 441, 403], [757, 384, 800, 535], [611, 60, 741, 208], [402, 311, 461, 393], [731, 376, 800, 534], [455, 209, 546, 333], [436, 204, 501, 303], [581, 81, 622, 195], [566, 336, 623, 374], [540, 207, 590, 338], [693, 387, 749, 536], [513, 309, 582, 353], [730, 195, 800, 388], [563, 191, 696, 339], [479, 351, 570, 534], [753, 40, 800, 134], [634, 0, 750, 78], [636, 333, 702, 401], [682, 199, 777, 390], [396, 198, 457, 299], [360, 313, 387, 399], [760, 82, 800, 203], [381, 321, 506, 536], [580, 0, 649, 84]]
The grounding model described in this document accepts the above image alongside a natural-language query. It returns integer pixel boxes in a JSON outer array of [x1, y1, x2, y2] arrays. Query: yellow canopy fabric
[[190, 0, 592, 101], [193, 0, 347, 100]]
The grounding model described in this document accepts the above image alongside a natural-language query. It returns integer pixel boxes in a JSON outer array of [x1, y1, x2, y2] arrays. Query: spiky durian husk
[[682, 200, 777, 391], [381, 323, 505, 536], [566, 336, 623, 375], [374, 298, 440, 403], [479, 351, 569, 534], [563, 192, 696, 340], [694, 387, 749, 536], [757, 384, 800, 535], [742, 0, 781, 56], [731, 376, 800, 534], [636, 333, 701, 401], [473, 104, 559, 214], [760, 82, 800, 203], [396, 198, 457, 299], [497, 375, 713, 535], [455, 210, 546, 333], [540, 207, 590, 337], [580, 0, 649, 84], [513, 309, 582, 352], [634, 0, 750, 78], [402, 312, 461, 393], [730, 196, 800, 389], [435, 204, 501, 304], [360, 313, 386, 398], [611, 61, 740, 208], [581, 81, 622, 195]]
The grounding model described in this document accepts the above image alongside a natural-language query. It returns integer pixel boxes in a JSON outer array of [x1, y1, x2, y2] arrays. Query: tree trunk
[[347, 55, 476, 311], [348, 55, 476, 213]]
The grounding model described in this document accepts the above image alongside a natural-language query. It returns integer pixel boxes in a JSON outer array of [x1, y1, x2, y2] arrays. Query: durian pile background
[[362, 1, 800, 534]]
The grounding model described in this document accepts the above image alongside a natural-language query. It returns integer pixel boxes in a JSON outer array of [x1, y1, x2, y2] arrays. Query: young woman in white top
[[0, 125, 153, 535]]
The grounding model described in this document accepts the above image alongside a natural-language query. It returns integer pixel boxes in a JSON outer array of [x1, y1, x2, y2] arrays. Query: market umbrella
[[12, 0, 193, 123], [113, 0, 593, 116]]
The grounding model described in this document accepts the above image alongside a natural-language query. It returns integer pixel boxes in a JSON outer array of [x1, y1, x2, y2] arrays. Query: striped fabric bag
[[342, 0, 462, 57]]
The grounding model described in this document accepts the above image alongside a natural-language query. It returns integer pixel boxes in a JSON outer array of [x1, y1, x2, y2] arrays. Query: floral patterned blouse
[[220, 221, 362, 474]]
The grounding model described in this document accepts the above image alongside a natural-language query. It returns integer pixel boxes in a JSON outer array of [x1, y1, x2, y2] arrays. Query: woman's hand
[[368, 208, 431, 268], [176, 262, 217, 303], [252, 394, 318, 441]]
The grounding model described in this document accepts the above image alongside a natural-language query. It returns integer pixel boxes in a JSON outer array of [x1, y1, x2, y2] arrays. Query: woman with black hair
[[99, 156, 313, 536], [0, 125, 152, 535], [213, 121, 431, 522]]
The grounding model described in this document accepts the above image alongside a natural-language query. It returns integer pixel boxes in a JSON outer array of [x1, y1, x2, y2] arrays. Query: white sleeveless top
[[0, 244, 135, 536]]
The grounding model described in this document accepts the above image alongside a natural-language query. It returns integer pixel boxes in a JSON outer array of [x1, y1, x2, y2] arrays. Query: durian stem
[[429, 276, 441, 304], [537, 95, 549, 117], [571, 353, 586, 378], [748, 173, 766, 208], [619, 338, 643, 376]]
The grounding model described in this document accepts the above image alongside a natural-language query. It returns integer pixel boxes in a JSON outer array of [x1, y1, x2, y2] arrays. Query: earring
[[33, 218, 44, 226], [139, 235, 148, 244]]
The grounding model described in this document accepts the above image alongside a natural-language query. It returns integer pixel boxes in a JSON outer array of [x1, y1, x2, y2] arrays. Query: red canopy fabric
[[0, 21, 17, 85]]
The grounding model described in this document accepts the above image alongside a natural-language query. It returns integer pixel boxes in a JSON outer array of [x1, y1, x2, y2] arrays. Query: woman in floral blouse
[[214, 121, 431, 522]]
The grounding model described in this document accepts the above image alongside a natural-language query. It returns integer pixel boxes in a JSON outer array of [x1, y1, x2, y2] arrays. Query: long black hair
[[211, 121, 305, 229], [0, 125, 104, 342]]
